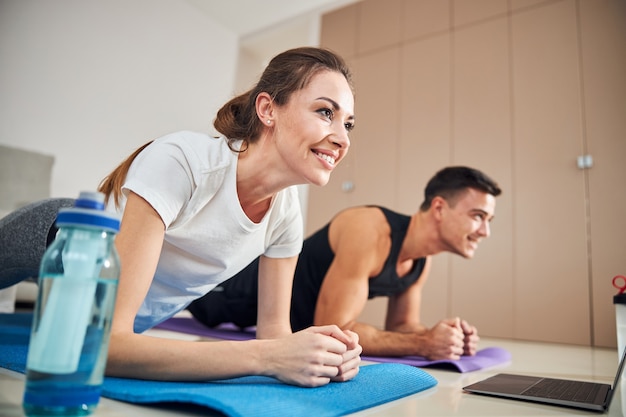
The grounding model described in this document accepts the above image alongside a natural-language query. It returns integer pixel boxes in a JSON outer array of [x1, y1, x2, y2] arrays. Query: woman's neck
[[235, 141, 283, 223]]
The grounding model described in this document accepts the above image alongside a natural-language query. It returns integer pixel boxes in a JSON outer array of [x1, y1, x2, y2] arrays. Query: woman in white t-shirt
[[96, 47, 361, 386]]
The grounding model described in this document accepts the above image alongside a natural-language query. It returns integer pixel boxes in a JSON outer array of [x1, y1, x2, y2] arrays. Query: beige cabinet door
[[398, 34, 453, 328], [579, 0, 626, 348], [449, 17, 515, 339], [511, 0, 590, 344]]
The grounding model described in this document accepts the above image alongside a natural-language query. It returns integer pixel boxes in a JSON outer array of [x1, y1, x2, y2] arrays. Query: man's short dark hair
[[419, 166, 501, 211]]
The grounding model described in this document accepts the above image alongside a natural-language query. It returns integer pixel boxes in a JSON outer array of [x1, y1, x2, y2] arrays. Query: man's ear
[[431, 196, 446, 220], [255, 92, 275, 124]]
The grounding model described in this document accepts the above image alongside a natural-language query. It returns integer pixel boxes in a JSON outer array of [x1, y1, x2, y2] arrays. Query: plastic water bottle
[[615, 290, 626, 362], [23, 191, 121, 417]]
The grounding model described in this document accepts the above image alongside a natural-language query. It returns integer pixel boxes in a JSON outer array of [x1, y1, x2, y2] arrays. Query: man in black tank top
[[189, 166, 501, 360]]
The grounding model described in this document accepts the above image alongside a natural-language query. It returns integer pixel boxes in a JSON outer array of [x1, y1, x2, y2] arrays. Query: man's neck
[[399, 211, 442, 261]]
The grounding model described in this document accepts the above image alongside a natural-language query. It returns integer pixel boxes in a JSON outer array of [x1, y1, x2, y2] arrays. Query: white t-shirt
[[118, 131, 303, 332]]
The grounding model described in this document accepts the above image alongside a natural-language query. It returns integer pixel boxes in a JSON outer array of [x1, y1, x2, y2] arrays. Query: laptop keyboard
[[522, 378, 601, 403]]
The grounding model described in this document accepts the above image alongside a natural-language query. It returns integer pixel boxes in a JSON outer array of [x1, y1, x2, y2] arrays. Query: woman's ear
[[256, 92, 274, 125]]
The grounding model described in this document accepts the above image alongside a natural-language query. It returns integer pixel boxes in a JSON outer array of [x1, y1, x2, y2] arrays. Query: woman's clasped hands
[[264, 325, 361, 387]]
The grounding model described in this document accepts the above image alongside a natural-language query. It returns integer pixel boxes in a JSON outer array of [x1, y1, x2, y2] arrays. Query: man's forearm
[[350, 320, 466, 360], [350, 321, 429, 357]]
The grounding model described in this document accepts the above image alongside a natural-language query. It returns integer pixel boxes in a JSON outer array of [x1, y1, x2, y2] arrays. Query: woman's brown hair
[[98, 47, 353, 208]]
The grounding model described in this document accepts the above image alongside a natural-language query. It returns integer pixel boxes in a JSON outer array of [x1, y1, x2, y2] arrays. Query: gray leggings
[[0, 198, 74, 289]]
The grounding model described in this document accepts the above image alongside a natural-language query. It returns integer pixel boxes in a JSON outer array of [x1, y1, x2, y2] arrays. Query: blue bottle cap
[[74, 191, 106, 210], [56, 191, 120, 233]]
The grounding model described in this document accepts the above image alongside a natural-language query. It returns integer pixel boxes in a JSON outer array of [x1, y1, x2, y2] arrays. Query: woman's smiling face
[[271, 70, 355, 187]]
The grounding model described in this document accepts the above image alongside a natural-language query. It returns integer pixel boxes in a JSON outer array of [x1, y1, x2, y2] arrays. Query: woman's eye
[[318, 107, 353, 132], [318, 108, 333, 120]]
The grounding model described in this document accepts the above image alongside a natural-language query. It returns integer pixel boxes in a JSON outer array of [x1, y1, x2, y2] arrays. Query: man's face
[[437, 188, 497, 258]]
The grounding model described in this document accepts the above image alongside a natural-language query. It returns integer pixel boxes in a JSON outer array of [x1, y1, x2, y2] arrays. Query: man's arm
[[385, 256, 432, 333], [314, 210, 473, 360], [352, 258, 466, 359], [378, 258, 474, 359], [314, 254, 465, 359], [386, 258, 480, 356], [313, 209, 389, 335]]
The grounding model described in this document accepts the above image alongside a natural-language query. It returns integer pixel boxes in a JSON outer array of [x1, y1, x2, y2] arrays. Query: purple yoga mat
[[156, 317, 255, 341], [155, 317, 511, 373], [363, 347, 511, 372]]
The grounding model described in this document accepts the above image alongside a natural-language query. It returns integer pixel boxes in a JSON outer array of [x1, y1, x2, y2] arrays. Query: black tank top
[[290, 206, 426, 331]]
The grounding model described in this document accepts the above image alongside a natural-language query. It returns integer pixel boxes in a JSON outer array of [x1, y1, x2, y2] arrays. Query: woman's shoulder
[[149, 131, 237, 170], [269, 185, 301, 217], [152, 130, 224, 150]]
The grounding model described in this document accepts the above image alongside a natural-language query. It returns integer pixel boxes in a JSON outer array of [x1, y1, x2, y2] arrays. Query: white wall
[[0, 0, 238, 199]]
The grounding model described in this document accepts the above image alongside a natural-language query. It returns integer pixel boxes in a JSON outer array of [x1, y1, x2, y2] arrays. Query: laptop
[[463, 348, 626, 412]]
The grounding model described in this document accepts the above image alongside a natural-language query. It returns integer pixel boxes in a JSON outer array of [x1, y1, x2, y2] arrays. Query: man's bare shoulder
[[333, 206, 388, 224], [328, 207, 393, 276], [329, 207, 391, 248]]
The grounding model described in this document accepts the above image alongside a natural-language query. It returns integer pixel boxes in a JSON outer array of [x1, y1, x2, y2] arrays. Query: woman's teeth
[[315, 151, 335, 165]]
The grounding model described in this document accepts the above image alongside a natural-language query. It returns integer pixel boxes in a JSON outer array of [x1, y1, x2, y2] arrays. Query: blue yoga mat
[[0, 313, 438, 417]]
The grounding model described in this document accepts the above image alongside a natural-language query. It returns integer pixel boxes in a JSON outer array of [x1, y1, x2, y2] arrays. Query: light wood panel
[[453, 0, 507, 27], [348, 47, 401, 208], [510, 0, 555, 12], [319, 3, 358, 59], [397, 34, 452, 324], [579, 0, 626, 347], [511, 0, 590, 344], [397, 35, 452, 213], [356, 0, 403, 54], [450, 17, 514, 338], [402, 0, 450, 41]]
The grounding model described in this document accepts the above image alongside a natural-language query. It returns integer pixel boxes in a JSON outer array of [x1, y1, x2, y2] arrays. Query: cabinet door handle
[[342, 181, 355, 193], [577, 154, 593, 169]]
